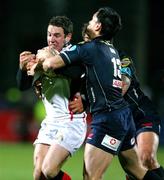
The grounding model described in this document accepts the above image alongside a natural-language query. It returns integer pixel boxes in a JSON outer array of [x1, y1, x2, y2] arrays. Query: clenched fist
[[19, 51, 36, 70]]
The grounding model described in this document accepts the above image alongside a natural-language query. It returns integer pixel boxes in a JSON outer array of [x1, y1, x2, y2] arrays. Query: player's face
[[88, 13, 99, 28], [87, 13, 100, 39], [47, 25, 66, 52], [83, 33, 91, 42]]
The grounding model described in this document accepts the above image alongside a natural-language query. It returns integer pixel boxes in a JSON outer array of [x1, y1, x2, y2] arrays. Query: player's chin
[[49, 44, 56, 49]]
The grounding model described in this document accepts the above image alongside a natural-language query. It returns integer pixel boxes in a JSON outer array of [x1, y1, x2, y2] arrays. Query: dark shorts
[[133, 102, 161, 136], [86, 107, 136, 155]]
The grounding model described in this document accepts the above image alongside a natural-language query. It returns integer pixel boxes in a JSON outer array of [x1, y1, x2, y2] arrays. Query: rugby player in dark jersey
[[81, 22, 164, 179], [31, 6, 164, 180], [118, 51, 164, 179]]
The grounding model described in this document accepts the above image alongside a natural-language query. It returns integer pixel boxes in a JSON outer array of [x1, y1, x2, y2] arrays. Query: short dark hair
[[96, 7, 122, 40], [49, 16, 73, 35]]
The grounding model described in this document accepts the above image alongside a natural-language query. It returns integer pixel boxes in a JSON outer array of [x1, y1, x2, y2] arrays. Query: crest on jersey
[[121, 57, 131, 67], [67, 45, 77, 51]]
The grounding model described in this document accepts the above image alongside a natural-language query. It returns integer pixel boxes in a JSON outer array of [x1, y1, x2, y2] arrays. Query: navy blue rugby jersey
[[60, 37, 128, 114]]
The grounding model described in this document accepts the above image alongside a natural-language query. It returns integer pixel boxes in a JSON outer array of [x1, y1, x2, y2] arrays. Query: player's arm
[[42, 54, 65, 71], [122, 74, 131, 95], [119, 51, 133, 95], [16, 69, 33, 90], [33, 47, 66, 71], [17, 51, 35, 90], [37, 45, 82, 72], [19, 51, 33, 70], [69, 93, 84, 113]]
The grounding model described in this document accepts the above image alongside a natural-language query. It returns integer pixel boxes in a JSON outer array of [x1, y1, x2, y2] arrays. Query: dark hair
[[96, 7, 122, 40], [49, 16, 73, 35]]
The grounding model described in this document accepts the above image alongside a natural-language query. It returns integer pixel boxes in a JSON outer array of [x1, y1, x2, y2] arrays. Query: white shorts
[[34, 112, 87, 155]]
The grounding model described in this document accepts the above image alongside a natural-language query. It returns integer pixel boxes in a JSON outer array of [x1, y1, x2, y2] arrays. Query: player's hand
[[19, 51, 35, 70], [27, 63, 38, 76], [69, 93, 84, 113], [42, 58, 52, 71], [36, 47, 56, 61], [37, 47, 60, 71]]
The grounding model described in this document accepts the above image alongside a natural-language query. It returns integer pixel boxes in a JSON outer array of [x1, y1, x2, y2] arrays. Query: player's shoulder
[[118, 50, 132, 67], [121, 56, 131, 68], [78, 41, 87, 45]]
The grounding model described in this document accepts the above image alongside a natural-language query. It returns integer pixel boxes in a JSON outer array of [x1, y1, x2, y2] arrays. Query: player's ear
[[65, 33, 72, 43], [95, 22, 101, 31]]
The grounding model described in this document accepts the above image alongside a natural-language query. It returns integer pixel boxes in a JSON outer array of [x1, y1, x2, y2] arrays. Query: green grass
[[0, 143, 164, 180]]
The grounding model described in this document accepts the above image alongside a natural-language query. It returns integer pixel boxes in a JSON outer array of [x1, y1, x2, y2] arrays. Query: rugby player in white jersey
[[17, 16, 87, 180]]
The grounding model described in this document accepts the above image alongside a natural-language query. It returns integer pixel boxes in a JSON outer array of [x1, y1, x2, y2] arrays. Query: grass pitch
[[0, 143, 164, 180]]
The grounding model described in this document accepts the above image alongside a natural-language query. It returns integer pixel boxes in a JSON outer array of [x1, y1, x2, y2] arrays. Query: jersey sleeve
[[121, 66, 132, 78], [121, 56, 133, 78], [60, 45, 81, 65], [119, 50, 135, 78], [16, 69, 33, 90]]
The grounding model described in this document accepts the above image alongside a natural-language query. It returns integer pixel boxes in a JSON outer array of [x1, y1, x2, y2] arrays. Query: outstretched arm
[[42, 54, 66, 71], [30, 47, 66, 72]]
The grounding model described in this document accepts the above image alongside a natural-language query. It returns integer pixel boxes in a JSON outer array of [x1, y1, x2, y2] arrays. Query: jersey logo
[[67, 45, 77, 51], [101, 134, 121, 151], [121, 67, 132, 77], [121, 57, 131, 67], [113, 79, 122, 89], [54, 131, 63, 143]]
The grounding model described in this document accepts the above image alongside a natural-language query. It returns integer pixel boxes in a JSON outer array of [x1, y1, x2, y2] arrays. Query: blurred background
[[0, 0, 164, 179]]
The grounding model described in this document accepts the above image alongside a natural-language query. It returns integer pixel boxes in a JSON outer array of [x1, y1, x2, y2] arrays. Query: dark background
[[0, 0, 164, 137]]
